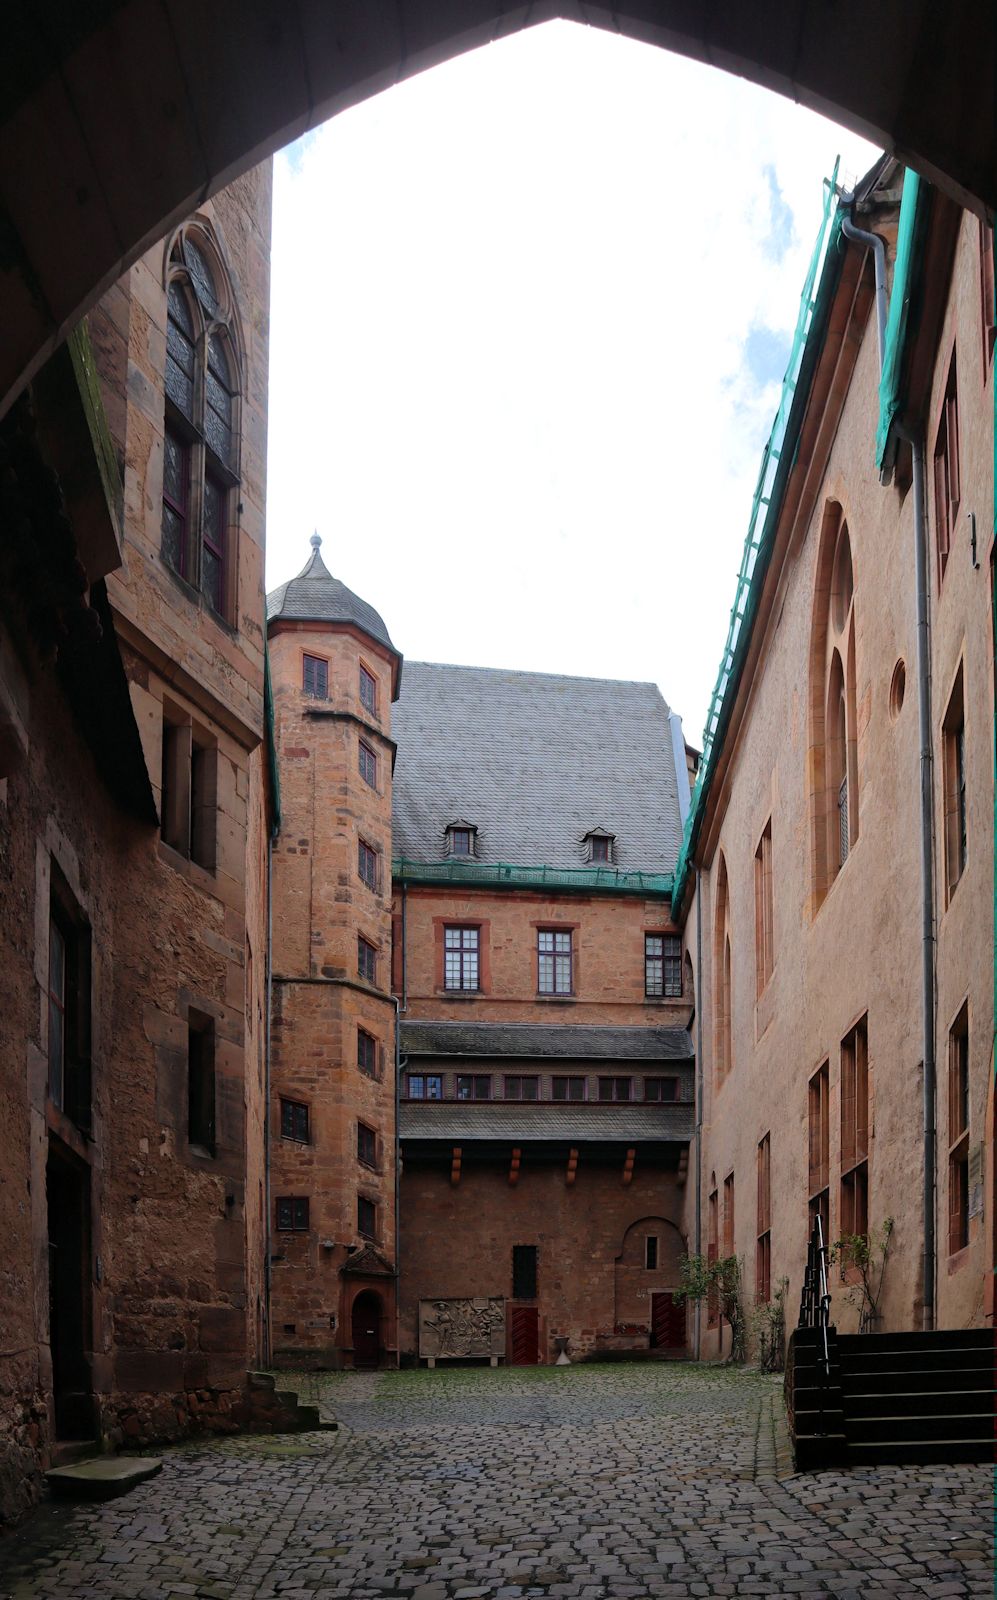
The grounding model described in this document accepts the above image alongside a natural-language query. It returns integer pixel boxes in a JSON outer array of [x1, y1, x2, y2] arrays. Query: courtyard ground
[[0, 1363, 990, 1599]]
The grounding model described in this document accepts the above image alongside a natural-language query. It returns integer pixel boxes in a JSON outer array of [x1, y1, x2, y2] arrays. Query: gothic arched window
[[713, 852, 732, 1088], [163, 226, 241, 622], [809, 504, 858, 904]]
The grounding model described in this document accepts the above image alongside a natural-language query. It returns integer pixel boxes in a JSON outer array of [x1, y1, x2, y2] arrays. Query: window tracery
[[162, 224, 242, 623]]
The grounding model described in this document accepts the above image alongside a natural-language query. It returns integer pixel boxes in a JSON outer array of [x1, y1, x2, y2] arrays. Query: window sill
[[536, 994, 576, 1003], [947, 1243, 971, 1273], [437, 989, 483, 1000], [158, 839, 217, 887]]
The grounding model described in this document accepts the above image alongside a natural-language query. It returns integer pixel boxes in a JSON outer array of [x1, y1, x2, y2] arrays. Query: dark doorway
[[509, 1305, 540, 1365], [650, 1292, 686, 1353], [351, 1291, 381, 1369], [46, 1146, 95, 1439]]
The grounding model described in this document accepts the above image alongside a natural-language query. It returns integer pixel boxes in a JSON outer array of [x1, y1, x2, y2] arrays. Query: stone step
[[45, 1456, 163, 1501]]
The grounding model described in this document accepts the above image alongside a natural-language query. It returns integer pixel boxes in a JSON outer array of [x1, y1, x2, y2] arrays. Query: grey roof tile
[[400, 1021, 693, 1061], [399, 1101, 694, 1143], [267, 535, 398, 655], [391, 662, 682, 873]]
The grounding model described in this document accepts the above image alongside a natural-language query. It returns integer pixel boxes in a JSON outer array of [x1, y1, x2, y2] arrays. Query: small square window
[[456, 1074, 491, 1101], [358, 1122, 377, 1167], [303, 654, 328, 699], [358, 937, 377, 983], [643, 1078, 678, 1102], [280, 1098, 310, 1142], [358, 839, 380, 892], [358, 1028, 379, 1077], [504, 1075, 539, 1100], [276, 1196, 309, 1232], [407, 1073, 443, 1099], [645, 1236, 659, 1271], [552, 1076, 585, 1102], [359, 664, 378, 715], [359, 740, 377, 788], [358, 1195, 377, 1239]]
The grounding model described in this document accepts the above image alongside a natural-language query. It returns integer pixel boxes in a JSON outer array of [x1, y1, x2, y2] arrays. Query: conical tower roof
[[266, 534, 398, 656]]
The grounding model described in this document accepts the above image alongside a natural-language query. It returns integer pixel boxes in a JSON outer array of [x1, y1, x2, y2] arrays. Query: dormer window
[[446, 821, 477, 858], [584, 829, 615, 865]]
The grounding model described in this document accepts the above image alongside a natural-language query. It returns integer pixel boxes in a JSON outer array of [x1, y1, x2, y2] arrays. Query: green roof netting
[[876, 168, 926, 472], [671, 162, 844, 912], [392, 859, 673, 897]]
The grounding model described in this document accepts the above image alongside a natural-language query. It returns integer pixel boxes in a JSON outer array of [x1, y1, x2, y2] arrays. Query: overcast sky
[[266, 20, 878, 743]]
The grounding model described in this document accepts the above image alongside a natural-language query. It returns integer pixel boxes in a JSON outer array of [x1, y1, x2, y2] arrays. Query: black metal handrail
[[798, 1213, 831, 1378]]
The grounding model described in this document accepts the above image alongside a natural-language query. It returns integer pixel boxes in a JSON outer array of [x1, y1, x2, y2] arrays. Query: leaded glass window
[[538, 929, 572, 995], [444, 926, 479, 991], [162, 229, 240, 623]]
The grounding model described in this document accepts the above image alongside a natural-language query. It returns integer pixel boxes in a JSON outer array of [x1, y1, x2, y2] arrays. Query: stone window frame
[[931, 343, 960, 589], [357, 935, 378, 984], [756, 1132, 771, 1304], [302, 652, 329, 700], [358, 1027, 381, 1079], [503, 1075, 539, 1101], [159, 698, 218, 876], [808, 1060, 830, 1246], [161, 219, 244, 627], [941, 658, 967, 905], [359, 661, 378, 718], [551, 1074, 586, 1102], [280, 1097, 310, 1143], [713, 853, 732, 1086], [645, 930, 682, 999], [808, 501, 859, 906], [358, 837, 381, 893], [358, 738, 378, 789], [536, 925, 574, 996], [947, 999, 971, 1258], [597, 1075, 632, 1102], [357, 1120, 378, 1170], [46, 859, 93, 1136], [643, 1077, 679, 1103], [753, 819, 775, 998], [839, 1015, 870, 1259], [357, 1194, 377, 1241], [276, 1196, 309, 1232]]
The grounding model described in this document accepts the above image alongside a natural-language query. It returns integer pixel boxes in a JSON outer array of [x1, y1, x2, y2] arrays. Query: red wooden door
[[509, 1306, 539, 1364], [650, 1292, 686, 1351]]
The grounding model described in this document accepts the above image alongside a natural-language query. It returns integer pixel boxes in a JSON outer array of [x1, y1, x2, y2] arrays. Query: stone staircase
[[787, 1325, 995, 1468]]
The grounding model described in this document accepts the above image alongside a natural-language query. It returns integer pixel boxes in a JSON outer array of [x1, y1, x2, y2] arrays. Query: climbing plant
[[751, 1276, 789, 1372], [675, 1253, 746, 1363], [830, 1216, 894, 1332]]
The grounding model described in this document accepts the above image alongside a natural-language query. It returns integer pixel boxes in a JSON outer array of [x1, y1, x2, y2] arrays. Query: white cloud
[[265, 20, 878, 741]]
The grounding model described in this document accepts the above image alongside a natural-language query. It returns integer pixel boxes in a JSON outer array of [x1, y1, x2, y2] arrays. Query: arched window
[[713, 853, 732, 1087], [162, 226, 241, 622], [809, 505, 858, 903]]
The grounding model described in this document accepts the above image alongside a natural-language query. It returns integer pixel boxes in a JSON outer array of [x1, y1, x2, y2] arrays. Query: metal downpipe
[[898, 420, 937, 1330], [841, 211, 888, 370]]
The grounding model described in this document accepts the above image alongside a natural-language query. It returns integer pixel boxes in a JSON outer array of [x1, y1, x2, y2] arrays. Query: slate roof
[[267, 535, 398, 655], [401, 1021, 693, 1061], [399, 1101, 694, 1143], [391, 662, 683, 872]]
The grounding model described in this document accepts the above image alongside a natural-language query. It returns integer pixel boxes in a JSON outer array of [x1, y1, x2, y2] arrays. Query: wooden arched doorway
[[351, 1290, 382, 1369]]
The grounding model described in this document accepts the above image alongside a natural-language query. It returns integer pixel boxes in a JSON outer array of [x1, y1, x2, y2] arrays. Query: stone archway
[[1, 4, 994, 417]]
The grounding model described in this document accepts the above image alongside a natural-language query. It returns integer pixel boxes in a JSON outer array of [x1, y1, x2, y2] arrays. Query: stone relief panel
[[419, 1297, 505, 1359]]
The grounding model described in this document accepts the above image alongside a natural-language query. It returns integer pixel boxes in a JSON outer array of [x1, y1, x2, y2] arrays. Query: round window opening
[[890, 658, 906, 719]]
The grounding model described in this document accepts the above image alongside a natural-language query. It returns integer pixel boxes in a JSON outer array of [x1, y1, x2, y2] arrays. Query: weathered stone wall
[[0, 162, 273, 1526], [398, 884, 687, 1025], [687, 203, 994, 1353], [268, 619, 398, 1366], [399, 1160, 688, 1362]]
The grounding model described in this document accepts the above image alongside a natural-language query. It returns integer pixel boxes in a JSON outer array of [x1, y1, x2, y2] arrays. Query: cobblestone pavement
[[0, 1363, 991, 1599]]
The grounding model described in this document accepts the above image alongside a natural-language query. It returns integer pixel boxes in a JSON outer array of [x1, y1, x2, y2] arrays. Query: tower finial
[[310, 530, 322, 550]]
